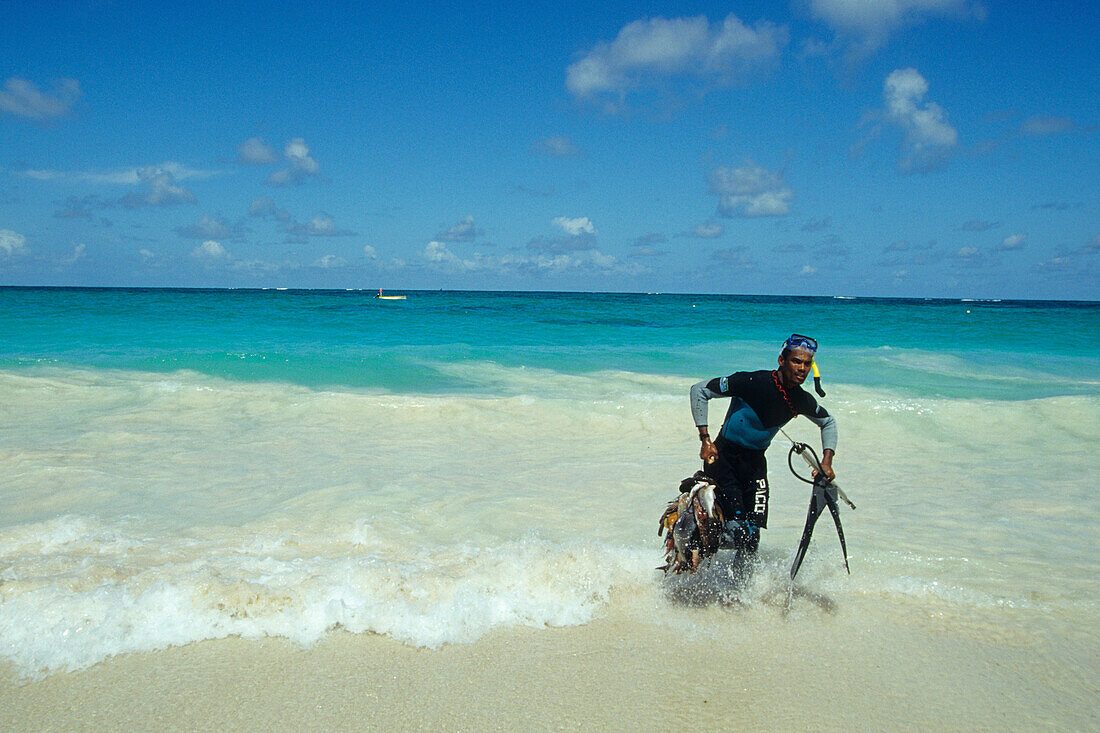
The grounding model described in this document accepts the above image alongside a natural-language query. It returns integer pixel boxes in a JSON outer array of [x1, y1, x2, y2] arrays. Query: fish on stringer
[[657, 472, 755, 606]]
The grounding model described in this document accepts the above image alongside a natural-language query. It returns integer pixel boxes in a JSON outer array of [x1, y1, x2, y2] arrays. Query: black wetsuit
[[690, 370, 837, 550]]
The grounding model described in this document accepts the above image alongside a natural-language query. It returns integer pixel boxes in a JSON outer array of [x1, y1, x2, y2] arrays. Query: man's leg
[[702, 441, 747, 520], [704, 442, 767, 553], [734, 450, 768, 554]]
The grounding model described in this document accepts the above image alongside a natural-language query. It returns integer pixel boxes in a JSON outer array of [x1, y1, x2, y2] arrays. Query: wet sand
[[2, 597, 1095, 731]]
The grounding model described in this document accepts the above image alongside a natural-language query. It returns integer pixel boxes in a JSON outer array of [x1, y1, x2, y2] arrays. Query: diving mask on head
[[782, 334, 817, 354], [782, 334, 826, 397]]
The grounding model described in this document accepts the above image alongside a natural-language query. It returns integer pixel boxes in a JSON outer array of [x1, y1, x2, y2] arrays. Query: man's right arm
[[691, 378, 724, 463]]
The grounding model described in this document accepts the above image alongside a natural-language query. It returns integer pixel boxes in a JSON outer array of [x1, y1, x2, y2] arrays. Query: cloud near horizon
[[237, 137, 279, 165], [268, 139, 321, 186], [997, 233, 1026, 251], [436, 215, 483, 242], [424, 240, 644, 278], [552, 216, 596, 236], [691, 221, 725, 238], [192, 240, 228, 259], [709, 162, 792, 217], [0, 229, 28, 256]]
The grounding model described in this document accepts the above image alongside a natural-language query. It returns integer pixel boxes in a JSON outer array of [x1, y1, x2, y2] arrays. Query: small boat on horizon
[[375, 288, 407, 300]]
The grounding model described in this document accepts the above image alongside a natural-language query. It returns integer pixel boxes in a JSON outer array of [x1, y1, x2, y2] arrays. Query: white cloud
[[248, 197, 293, 223], [437, 215, 482, 242], [528, 250, 645, 276], [284, 139, 317, 171], [20, 169, 63, 181], [21, 162, 211, 209], [691, 221, 725, 238], [709, 162, 792, 217], [60, 243, 86, 266], [363, 245, 378, 260], [268, 138, 321, 186], [192, 240, 228, 259], [527, 233, 597, 255], [176, 215, 240, 240], [22, 162, 217, 186], [1020, 116, 1077, 136], [954, 245, 980, 258], [566, 14, 786, 110], [88, 162, 214, 185], [0, 229, 28, 256], [285, 213, 355, 239], [809, 0, 979, 57], [303, 215, 336, 235], [237, 137, 278, 164], [883, 68, 957, 172], [997, 233, 1026, 251], [424, 241, 481, 273], [799, 264, 818, 276], [553, 216, 596, 236], [715, 247, 754, 267], [312, 254, 348, 269], [121, 166, 197, 208], [229, 259, 282, 276], [1034, 256, 1071, 272], [0, 77, 81, 120], [423, 240, 644, 277]]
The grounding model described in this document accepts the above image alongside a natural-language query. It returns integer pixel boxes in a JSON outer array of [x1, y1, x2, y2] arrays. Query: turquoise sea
[[0, 287, 1097, 709]]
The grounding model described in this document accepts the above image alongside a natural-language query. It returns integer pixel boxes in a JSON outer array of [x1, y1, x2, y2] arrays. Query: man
[[689, 334, 837, 554]]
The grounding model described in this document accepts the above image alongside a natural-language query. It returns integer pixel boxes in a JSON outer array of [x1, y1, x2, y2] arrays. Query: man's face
[[779, 348, 813, 385]]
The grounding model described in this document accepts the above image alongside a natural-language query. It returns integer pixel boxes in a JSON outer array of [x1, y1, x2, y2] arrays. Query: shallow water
[[0, 288, 1097, 678]]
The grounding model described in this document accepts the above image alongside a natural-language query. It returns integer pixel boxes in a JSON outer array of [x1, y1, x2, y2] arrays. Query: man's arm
[[805, 409, 837, 481], [690, 379, 723, 464]]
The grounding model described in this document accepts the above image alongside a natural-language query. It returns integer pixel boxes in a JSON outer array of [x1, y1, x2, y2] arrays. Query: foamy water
[[2, 365, 1097, 677], [0, 289, 1097, 679]]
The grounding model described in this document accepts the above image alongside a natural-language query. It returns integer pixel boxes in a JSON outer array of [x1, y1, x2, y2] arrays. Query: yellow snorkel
[[811, 360, 826, 397]]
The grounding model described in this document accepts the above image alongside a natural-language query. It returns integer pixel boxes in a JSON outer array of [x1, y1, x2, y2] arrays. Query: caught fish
[[658, 472, 726, 574]]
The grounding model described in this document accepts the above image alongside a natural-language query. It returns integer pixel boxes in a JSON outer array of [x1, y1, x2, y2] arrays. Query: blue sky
[[1, 0, 1097, 298]]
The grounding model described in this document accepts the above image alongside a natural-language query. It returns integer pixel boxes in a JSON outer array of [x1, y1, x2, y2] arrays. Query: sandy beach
[[3, 595, 1095, 731]]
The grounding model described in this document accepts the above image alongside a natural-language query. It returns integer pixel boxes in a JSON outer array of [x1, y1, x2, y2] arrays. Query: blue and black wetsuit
[[690, 370, 837, 549]]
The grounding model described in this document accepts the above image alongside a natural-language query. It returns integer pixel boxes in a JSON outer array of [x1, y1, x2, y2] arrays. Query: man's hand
[[700, 436, 718, 464], [817, 449, 836, 482]]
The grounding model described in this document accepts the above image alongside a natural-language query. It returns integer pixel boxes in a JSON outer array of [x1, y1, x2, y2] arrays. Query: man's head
[[778, 334, 817, 386]]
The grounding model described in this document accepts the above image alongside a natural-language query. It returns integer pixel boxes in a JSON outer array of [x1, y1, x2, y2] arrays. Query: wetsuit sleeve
[[792, 388, 837, 453], [805, 408, 838, 453], [690, 377, 725, 427]]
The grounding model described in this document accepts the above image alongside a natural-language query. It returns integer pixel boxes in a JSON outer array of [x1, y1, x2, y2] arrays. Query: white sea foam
[[1, 366, 1097, 677], [0, 513, 653, 677]]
